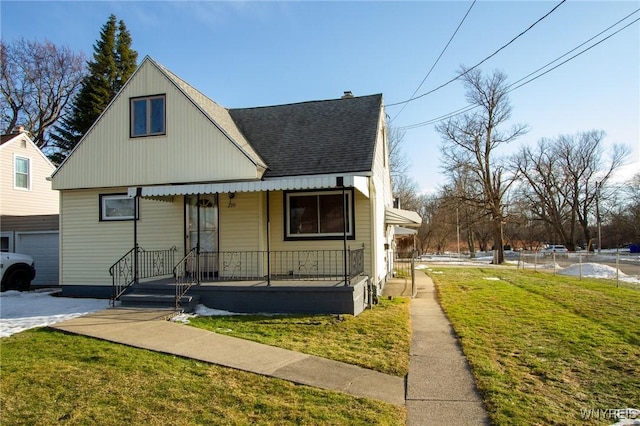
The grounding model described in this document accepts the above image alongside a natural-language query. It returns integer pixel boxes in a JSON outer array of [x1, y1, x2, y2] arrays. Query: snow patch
[[0, 289, 109, 338]]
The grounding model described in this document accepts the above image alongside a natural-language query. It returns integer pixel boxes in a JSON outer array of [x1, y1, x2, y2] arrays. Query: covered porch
[[110, 174, 373, 315]]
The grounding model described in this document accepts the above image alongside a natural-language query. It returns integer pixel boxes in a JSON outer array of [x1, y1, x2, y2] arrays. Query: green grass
[[187, 297, 411, 377], [428, 267, 640, 426], [1, 328, 405, 425]]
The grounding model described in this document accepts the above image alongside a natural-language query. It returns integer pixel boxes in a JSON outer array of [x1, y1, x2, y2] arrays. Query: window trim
[[99, 193, 139, 221], [14, 155, 30, 190], [130, 94, 166, 138], [284, 189, 355, 241]]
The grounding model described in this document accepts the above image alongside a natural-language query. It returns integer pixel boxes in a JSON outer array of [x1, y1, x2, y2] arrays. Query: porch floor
[[140, 277, 351, 288], [132, 276, 369, 315]]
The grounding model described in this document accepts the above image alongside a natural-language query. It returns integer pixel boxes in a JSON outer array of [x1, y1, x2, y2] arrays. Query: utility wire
[[507, 14, 640, 92], [386, 0, 567, 108], [390, 0, 476, 123], [398, 11, 640, 131]]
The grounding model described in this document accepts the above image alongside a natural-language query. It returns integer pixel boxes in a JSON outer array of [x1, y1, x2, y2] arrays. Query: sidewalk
[[51, 308, 405, 406], [51, 270, 490, 424], [385, 270, 490, 425]]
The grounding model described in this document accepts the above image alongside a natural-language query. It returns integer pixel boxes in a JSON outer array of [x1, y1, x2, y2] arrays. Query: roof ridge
[[230, 93, 383, 112]]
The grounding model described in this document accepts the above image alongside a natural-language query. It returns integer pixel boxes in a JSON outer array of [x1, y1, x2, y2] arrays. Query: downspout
[[266, 190, 271, 286]]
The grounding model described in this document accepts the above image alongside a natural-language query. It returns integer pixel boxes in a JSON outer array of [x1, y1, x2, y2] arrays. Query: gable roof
[[51, 56, 383, 187], [229, 94, 382, 178], [0, 131, 56, 168], [151, 58, 268, 171]]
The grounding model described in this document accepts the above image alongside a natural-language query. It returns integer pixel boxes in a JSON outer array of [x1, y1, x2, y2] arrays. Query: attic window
[[130, 94, 166, 137]]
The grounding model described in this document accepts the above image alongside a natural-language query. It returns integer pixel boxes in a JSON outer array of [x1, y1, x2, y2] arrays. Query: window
[[130, 95, 165, 137], [14, 156, 30, 189], [100, 194, 138, 221], [285, 190, 354, 240], [1, 236, 10, 252]]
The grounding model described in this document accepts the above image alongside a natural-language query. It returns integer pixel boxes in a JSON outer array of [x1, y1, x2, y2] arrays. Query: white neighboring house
[[0, 128, 59, 286]]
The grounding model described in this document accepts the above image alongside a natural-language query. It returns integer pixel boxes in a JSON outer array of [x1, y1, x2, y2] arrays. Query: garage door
[[15, 232, 59, 286]]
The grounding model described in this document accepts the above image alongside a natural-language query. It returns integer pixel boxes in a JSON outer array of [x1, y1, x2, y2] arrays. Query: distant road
[[520, 253, 640, 278]]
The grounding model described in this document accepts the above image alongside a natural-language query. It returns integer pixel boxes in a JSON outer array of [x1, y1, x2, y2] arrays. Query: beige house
[[51, 56, 420, 314], [0, 129, 60, 285]]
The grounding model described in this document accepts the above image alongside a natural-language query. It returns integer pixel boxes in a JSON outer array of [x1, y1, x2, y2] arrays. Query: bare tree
[[388, 125, 411, 188], [436, 67, 527, 263], [512, 131, 629, 249], [0, 38, 85, 151]]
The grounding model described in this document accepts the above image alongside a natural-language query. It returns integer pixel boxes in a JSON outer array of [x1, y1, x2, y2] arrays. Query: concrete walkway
[[384, 270, 490, 425], [51, 308, 405, 406], [51, 269, 489, 424]]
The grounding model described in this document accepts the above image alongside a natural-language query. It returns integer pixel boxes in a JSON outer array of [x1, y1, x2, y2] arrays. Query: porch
[[110, 246, 370, 316]]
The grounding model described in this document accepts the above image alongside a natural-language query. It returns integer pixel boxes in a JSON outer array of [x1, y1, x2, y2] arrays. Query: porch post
[[134, 187, 141, 285], [339, 178, 348, 286], [266, 190, 271, 286], [196, 193, 201, 285]]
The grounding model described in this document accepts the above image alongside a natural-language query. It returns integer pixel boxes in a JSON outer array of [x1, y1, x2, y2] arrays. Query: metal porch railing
[[173, 247, 197, 310], [190, 247, 365, 284], [109, 246, 177, 306]]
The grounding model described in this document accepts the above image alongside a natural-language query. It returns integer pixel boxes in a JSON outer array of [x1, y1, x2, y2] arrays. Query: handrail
[[109, 246, 177, 307], [109, 247, 137, 307], [173, 247, 197, 310]]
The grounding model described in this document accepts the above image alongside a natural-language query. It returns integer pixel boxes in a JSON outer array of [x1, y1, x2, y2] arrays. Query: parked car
[[541, 245, 569, 255], [0, 252, 36, 291]]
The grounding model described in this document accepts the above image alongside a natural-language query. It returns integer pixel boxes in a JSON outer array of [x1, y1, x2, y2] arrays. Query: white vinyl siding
[[371, 111, 394, 285], [218, 192, 262, 252], [52, 60, 262, 190], [59, 188, 183, 286], [0, 135, 58, 216]]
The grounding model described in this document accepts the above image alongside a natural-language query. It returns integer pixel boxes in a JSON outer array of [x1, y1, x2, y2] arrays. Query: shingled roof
[[229, 94, 382, 178]]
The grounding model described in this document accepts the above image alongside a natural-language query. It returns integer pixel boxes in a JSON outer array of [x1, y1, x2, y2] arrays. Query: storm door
[[186, 195, 218, 277]]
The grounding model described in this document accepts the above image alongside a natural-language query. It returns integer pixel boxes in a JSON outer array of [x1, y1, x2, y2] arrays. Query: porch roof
[[385, 207, 422, 227], [128, 174, 370, 198]]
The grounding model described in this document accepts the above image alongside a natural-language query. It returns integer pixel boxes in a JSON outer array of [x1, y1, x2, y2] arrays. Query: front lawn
[[0, 328, 405, 425], [430, 267, 640, 425], [187, 296, 411, 377]]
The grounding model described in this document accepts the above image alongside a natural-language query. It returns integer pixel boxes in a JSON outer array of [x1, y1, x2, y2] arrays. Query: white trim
[[13, 154, 31, 190], [128, 174, 371, 198], [1, 231, 14, 252], [100, 193, 138, 221]]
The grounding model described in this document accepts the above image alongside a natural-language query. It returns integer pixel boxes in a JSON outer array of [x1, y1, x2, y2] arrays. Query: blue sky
[[2, 1, 638, 193]]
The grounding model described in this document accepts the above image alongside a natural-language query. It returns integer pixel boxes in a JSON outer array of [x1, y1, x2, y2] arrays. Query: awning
[[128, 174, 370, 199], [385, 207, 422, 227], [393, 226, 417, 236]]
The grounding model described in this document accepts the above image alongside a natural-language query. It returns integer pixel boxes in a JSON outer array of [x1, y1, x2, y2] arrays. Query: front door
[[186, 195, 218, 277]]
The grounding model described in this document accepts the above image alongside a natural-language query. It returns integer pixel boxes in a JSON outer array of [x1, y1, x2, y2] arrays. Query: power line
[[397, 11, 640, 131], [386, 0, 567, 108], [507, 13, 640, 92], [390, 0, 476, 123]]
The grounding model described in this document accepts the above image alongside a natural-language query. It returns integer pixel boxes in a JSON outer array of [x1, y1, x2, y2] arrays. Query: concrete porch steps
[[120, 282, 200, 312]]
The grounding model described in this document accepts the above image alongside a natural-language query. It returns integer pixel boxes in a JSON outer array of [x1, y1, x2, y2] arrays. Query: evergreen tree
[[50, 14, 137, 164]]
